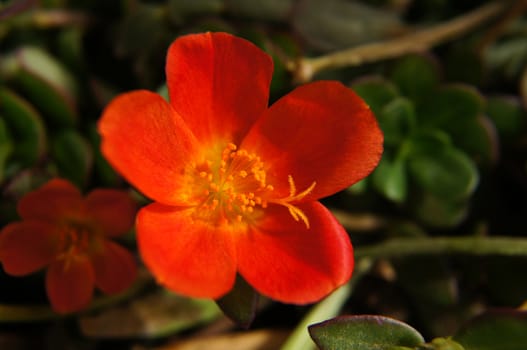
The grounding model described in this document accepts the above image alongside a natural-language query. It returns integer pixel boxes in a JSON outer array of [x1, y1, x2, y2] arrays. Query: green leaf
[[378, 97, 416, 147], [486, 96, 526, 143], [485, 36, 527, 80], [0, 88, 46, 166], [372, 155, 407, 203], [351, 77, 399, 117], [430, 337, 465, 350], [390, 54, 440, 102], [347, 177, 369, 195], [454, 310, 527, 350], [79, 289, 221, 339], [407, 146, 478, 201], [404, 129, 452, 157], [411, 193, 470, 228], [50, 129, 93, 187], [216, 275, 259, 328], [447, 116, 497, 166], [417, 84, 484, 129], [3, 46, 78, 127], [292, 0, 404, 51], [308, 315, 424, 350], [283, 260, 373, 350]]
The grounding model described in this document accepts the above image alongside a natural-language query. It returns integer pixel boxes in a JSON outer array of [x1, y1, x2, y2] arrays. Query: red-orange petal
[[241, 81, 383, 201], [46, 256, 95, 313], [0, 221, 57, 276], [92, 240, 137, 294], [18, 178, 83, 222], [85, 189, 137, 237], [136, 203, 237, 299], [237, 201, 353, 304], [98, 90, 199, 205], [166, 32, 273, 144]]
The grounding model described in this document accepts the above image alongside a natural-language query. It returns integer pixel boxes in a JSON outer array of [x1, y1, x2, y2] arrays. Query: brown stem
[[290, 1, 507, 83], [476, 0, 527, 52]]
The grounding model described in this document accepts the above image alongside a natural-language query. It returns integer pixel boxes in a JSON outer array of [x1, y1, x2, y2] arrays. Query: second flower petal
[[46, 256, 95, 313], [0, 221, 57, 276], [18, 179, 82, 222], [85, 189, 137, 237], [92, 241, 137, 294]]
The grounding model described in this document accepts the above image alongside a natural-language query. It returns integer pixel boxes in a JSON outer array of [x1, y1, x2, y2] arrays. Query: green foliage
[[50, 129, 93, 187], [0, 87, 47, 167], [351, 54, 494, 227], [308, 310, 527, 350], [1, 46, 78, 127], [486, 96, 526, 144], [216, 275, 259, 328], [453, 310, 527, 350], [308, 315, 425, 350]]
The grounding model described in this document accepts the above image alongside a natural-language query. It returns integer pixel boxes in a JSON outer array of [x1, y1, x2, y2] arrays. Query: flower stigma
[[187, 143, 316, 228], [56, 221, 100, 266]]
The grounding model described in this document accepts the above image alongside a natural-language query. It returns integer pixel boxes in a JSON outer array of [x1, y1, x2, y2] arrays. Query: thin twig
[[31, 9, 93, 28], [290, 1, 507, 83], [0, 0, 36, 20], [476, 0, 527, 52], [355, 236, 527, 259]]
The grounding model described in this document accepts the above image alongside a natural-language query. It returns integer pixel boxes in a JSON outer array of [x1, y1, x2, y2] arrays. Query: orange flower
[[0, 179, 137, 313], [98, 32, 383, 304]]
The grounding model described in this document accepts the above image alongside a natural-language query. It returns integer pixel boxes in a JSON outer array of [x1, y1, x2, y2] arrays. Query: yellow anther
[[190, 143, 314, 228], [211, 199, 219, 210], [288, 175, 296, 197]]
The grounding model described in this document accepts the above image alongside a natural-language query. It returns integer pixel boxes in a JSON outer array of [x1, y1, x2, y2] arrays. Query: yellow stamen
[[271, 176, 316, 229], [187, 142, 316, 228]]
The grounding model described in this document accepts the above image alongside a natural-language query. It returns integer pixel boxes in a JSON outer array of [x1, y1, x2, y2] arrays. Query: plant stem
[[290, 1, 506, 82], [355, 236, 527, 259], [281, 258, 374, 350]]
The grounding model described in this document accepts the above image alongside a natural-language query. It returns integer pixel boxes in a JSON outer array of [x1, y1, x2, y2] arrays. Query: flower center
[[56, 222, 99, 261], [187, 143, 316, 228]]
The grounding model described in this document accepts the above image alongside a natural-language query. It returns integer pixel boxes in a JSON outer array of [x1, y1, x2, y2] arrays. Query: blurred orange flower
[[0, 179, 137, 313], [99, 32, 383, 304]]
